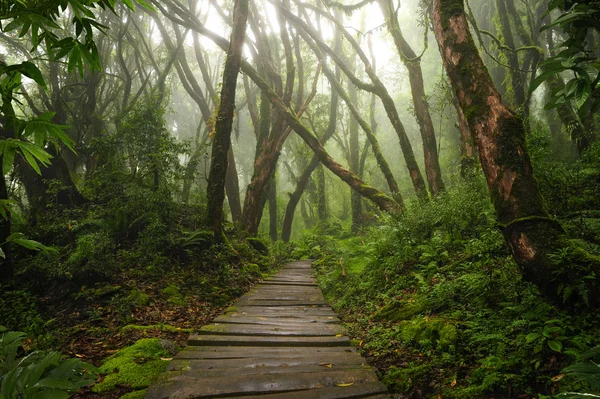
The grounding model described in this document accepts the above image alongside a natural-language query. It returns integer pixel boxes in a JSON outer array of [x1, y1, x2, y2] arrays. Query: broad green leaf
[[526, 332, 540, 343], [122, 0, 135, 10], [5, 233, 57, 253], [135, 0, 156, 11], [573, 81, 591, 109], [2, 140, 16, 174], [20, 62, 46, 87], [548, 339, 563, 353]]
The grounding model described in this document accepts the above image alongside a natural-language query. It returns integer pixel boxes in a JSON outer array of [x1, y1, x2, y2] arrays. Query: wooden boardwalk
[[146, 260, 389, 399]]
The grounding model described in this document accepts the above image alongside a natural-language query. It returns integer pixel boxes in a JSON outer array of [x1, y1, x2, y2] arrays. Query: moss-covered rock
[[93, 338, 174, 394], [127, 289, 150, 307], [160, 284, 186, 305]]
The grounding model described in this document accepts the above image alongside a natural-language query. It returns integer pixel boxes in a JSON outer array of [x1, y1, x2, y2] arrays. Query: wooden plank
[[167, 354, 368, 371], [229, 305, 336, 314], [146, 369, 380, 399], [213, 315, 340, 325], [231, 382, 389, 399], [236, 300, 329, 307], [171, 354, 365, 367], [260, 281, 318, 287], [198, 322, 345, 336], [175, 346, 357, 359], [165, 363, 371, 378], [188, 334, 349, 347]]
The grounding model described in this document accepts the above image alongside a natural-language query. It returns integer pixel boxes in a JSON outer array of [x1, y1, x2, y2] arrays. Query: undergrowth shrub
[[305, 177, 600, 399]]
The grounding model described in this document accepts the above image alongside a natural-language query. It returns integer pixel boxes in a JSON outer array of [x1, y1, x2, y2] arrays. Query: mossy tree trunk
[[225, 146, 242, 224], [495, 0, 526, 108], [452, 91, 477, 177], [433, 0, 600, 306], [316, 164, 327, 222], [348, 59, 363, 233], [205, 0, 248, 239], [240, 3, 296, 237], [379, 0, 445, 196], [268, 176, 278, 241]]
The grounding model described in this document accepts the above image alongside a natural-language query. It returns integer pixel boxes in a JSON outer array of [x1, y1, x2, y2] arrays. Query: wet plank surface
[[146, 260, 389, 399]]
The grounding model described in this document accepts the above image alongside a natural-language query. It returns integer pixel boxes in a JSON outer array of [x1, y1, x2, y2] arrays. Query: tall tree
[[378, 0, 445, 196], [432, 0, 600, 305], [205, 0, 249, 239]]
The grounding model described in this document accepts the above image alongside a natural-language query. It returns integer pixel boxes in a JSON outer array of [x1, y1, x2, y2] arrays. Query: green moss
[[94, 285, 122, 297], [92, 338, 172, 393], [247, 237, 269, 255], [120, 389, 147, 399], [161, 284, 186, 305], [241, 263, 261, 277], [200, 324, 225, 333], [439, 0, 466, 29], [127, 289, 150, 306]]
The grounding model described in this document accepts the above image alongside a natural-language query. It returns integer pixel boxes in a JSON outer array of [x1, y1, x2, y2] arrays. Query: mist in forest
[[1, 0, 599, 398]]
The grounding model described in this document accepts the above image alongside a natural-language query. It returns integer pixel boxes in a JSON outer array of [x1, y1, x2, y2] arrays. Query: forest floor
[[1, 231, 287, 399]]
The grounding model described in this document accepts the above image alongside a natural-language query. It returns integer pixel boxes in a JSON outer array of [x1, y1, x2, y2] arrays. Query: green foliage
[[306, 178, 600, 398], [93, 338, 173, 394], [0, 328, 98, 399], [0, 291, 45, 337], [532, 1, 600, 115]]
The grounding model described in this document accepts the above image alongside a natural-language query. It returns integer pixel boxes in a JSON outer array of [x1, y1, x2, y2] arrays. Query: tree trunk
[[316, 164, 327, 221], [205, 0, 248, 239], [0, 170, 12, 282], [268, 176, 278, 241], [379, 0, 445, 196], [495, 0, 526, 108], [225, 146, 242, 224], [281, 59, 340, 242], [348, 59, 363, 232], [452, 91, 477, 177], [433, 0, 600, 306]]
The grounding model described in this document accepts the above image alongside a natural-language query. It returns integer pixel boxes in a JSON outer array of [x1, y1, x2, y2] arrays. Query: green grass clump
[[93, 338, 174, 394]]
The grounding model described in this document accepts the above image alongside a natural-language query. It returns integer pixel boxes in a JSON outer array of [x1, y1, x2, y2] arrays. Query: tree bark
[[225, 146, 242, 224], [452, 90, 477, 177], [348, 72, 363, 232], [268, 176, 278, 241], [495, 0, 526, 108], [205, 0, 248, 239], [316, 164, 327, 222], [379, 0, 445, 196], [433, 0, 600, 305]]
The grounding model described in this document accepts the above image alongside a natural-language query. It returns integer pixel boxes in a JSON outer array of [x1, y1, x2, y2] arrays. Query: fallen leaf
[[335, 334, 343, 337], [450, 379, 457, 387], [160, 357, 173, 361], [75, 354, 85, 358], [551, 374, 565, 382], [336, 382, 354, 387], [319, 363, 333, 368]]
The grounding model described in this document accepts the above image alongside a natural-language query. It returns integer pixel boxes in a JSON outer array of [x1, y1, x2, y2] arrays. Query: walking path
[[146, 260, 389, 398]]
